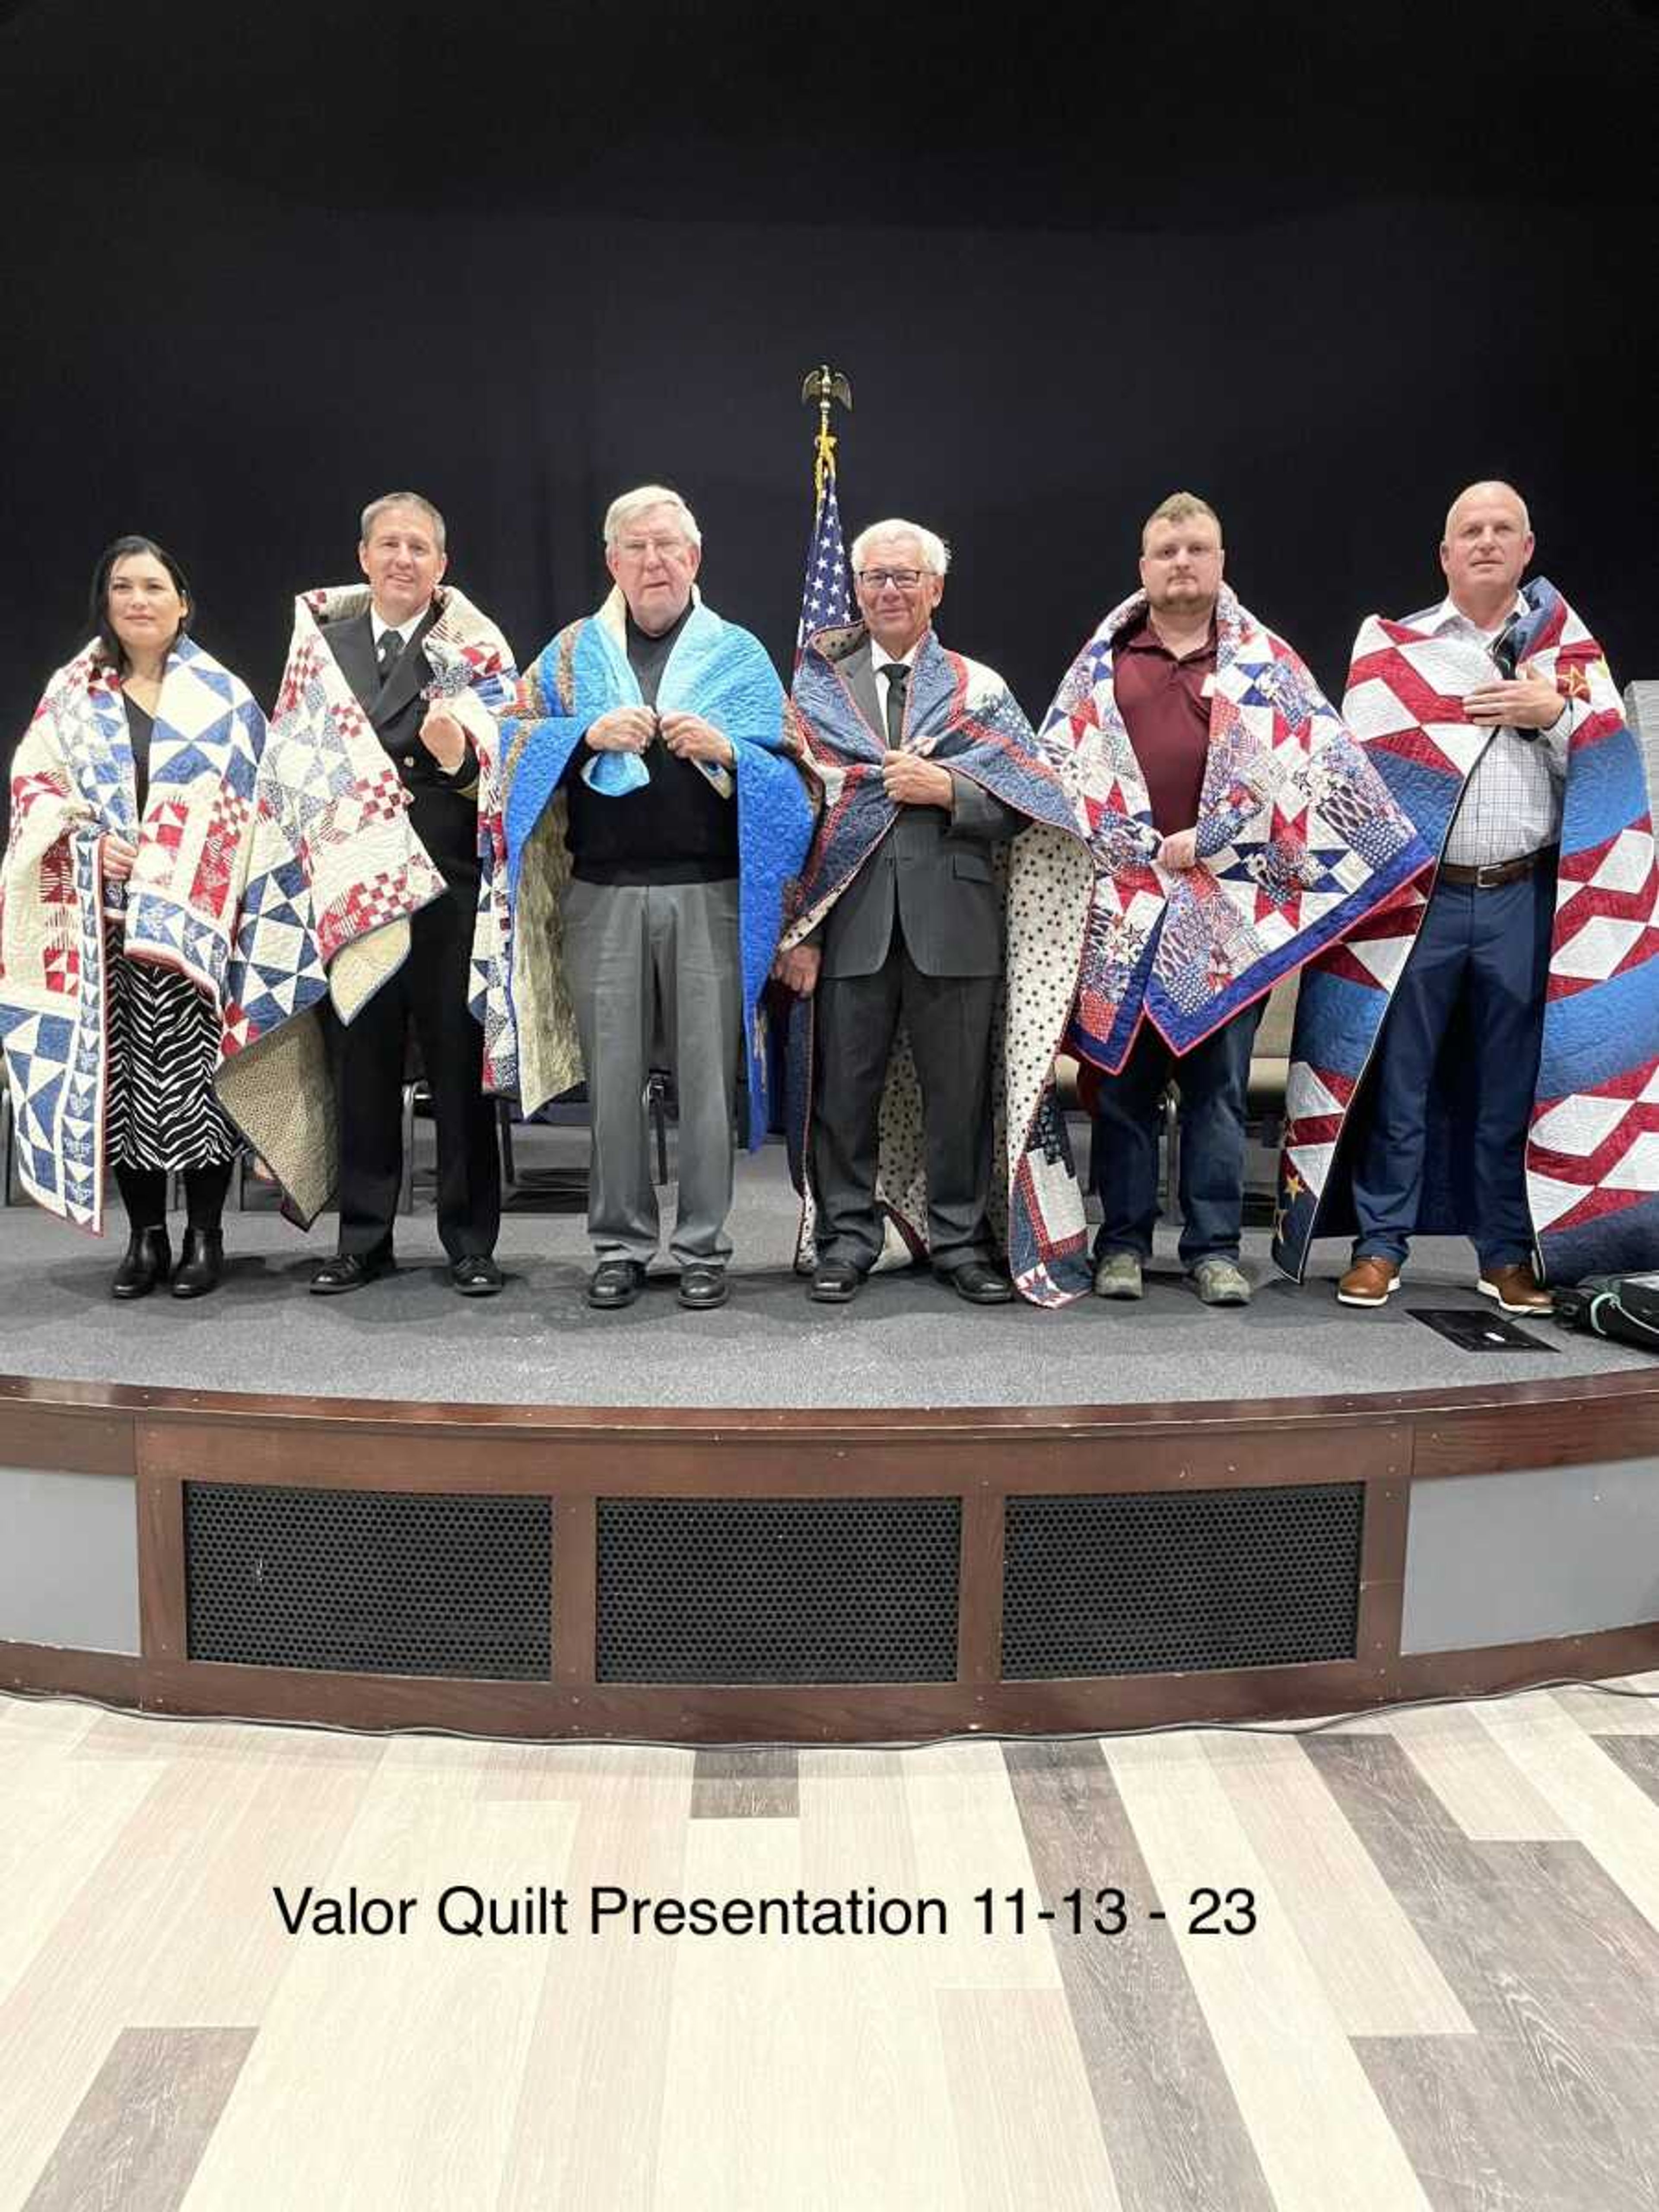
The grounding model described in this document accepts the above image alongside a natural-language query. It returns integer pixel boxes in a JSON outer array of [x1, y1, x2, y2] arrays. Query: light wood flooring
[[1, 1678, 1656, 2210]]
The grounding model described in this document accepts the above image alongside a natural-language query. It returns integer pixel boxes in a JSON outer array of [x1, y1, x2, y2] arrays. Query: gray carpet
[[0, 1133, 1646, 1408]]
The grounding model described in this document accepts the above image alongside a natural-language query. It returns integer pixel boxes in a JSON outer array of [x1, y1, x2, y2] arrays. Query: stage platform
[[0, 1140, 1649, 1408], [3, 1135, 1656, 1744]]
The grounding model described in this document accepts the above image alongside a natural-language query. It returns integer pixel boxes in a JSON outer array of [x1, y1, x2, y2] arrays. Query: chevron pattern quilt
[[1273, 579, 1659, 1284]]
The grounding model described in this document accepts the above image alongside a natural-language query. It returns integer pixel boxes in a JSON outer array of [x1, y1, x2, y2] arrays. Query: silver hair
[[850, 518, 950, 578], [1443, 480, 1532, 539], [359, 492, 447, 551], [603, 485, 703, 551]]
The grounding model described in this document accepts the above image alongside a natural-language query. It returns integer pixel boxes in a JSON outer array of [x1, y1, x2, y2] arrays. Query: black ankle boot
[[171, 1227, 225, 1299], [111, 1226, 171, 1300]]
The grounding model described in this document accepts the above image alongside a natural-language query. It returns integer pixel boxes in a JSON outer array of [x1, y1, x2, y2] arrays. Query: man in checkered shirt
[[1338, 481, 1576, 1316]]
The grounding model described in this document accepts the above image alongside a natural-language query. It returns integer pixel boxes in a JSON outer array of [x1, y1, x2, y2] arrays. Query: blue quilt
[[493, 591, 812, 1139]]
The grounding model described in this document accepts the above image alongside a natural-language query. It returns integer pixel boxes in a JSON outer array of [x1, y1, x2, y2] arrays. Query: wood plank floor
[[0, 1678, 1654, 2211]]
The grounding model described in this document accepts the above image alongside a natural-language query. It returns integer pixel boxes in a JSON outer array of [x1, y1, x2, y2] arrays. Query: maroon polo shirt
[[1111, 613, 1216, 836]]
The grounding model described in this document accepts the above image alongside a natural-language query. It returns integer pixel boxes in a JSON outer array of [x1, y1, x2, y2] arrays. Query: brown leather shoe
[[1337, 1255, 1400, 1307], [1477, 1261, 1551, 1314]]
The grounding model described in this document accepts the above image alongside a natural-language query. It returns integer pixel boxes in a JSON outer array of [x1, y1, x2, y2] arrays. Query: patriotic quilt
[[0, 637, 264, 1231], [1273, 579, 1659, 1285], [1036, 586, 1430, 1073], [783, 623, 1096, 1306], [489, 588, 813, 1135], [214, 583, 514, 1224]]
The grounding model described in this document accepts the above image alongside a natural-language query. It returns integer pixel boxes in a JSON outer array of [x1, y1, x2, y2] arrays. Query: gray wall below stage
[[5, 1452, 1656, 1670], [0, 1467, 140, 1655], [1402, 1459, 1659, 1656]]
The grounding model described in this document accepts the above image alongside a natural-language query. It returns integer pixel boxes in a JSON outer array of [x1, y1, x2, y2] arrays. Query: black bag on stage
[[1552, 1271, 1659, 1352]]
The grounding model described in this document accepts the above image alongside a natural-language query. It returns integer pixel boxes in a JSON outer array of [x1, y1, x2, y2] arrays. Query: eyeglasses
[[856, 568, 924, 590], [617, 536, 692, 560]]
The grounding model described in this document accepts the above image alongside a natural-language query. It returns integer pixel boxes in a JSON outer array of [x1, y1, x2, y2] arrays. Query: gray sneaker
[[1192, 1256, 1251, 1306], [1093, 1251, 1144, 1300]]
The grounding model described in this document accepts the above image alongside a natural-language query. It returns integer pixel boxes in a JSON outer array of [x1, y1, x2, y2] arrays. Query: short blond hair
[[1141, 492, 1222, 549]]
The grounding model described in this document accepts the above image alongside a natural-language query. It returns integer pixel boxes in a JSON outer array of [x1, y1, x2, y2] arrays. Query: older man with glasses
[[490, 485, 811, 1311], [779, 518, 1089, 1305]]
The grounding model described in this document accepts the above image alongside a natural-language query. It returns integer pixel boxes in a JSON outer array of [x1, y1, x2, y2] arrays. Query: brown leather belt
[[1438, 845, 1558, 890]]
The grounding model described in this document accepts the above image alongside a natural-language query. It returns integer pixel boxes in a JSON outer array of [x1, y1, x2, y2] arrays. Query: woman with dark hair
[[0, 535, 266, 1296]]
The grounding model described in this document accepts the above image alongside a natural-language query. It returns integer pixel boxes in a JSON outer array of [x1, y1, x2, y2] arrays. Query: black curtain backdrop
[[2, 0, 1656, 787]]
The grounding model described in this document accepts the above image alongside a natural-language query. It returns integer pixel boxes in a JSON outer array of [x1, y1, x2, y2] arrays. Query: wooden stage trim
[[3, 1371, 1657, 1742], [6, 1628, 1658, 1744], [6, 1367, 1656, 1443]]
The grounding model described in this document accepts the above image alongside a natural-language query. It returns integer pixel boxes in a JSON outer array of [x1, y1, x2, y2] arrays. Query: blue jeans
[[1090, 1004, 1263, 1269], [1351, 870, 1551, 1270]]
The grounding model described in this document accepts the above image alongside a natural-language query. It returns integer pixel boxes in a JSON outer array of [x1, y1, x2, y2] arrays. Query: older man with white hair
[[494, 485, 811, 1310], [780, 518, 1088, 1304]]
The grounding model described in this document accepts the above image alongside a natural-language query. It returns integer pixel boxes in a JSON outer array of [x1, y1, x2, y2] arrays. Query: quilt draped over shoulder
[[215, 583, 514, 1224], [1272, 579, 1659, 1286], [486, 589, 812, 1139], [783, 622, 1096, 1306], [1036, 585, 1430, 1074], [0, 636, 265, 1231]]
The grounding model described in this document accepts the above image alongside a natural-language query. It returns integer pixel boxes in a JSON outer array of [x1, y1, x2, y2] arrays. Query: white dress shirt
[[870, 637, 921, 743], [370, 608, 427, 655], [1412, 594, 1570, 868]]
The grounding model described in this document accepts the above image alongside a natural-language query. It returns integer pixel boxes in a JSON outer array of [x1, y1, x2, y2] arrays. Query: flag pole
[[801, 362, 853, 502], [795, 365, 854, 661]]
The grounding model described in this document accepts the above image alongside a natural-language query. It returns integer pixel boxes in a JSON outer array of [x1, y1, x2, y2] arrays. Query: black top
[[565, 604, 739, 886], [123, 694, 154, 814], [623, 604, 690, 710]]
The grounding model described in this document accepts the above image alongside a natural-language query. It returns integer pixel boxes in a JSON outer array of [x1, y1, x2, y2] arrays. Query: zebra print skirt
[[104, 944, 239, 1171]]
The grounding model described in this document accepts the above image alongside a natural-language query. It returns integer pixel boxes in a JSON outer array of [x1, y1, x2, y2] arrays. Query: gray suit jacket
[[816, 641, 1023, 979]]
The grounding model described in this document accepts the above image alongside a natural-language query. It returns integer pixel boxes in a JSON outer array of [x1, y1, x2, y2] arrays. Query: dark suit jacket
[[322, 603, 482, 888], [817, 640, 1023, 979]]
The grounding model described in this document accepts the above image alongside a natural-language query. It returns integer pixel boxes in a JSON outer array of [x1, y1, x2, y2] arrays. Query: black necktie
[[880, 661, 909, 747], [377, 629, 404, 682]]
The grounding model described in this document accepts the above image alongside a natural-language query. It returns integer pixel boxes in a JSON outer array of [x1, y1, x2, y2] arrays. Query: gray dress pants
[[562, 877, 743, 1266]]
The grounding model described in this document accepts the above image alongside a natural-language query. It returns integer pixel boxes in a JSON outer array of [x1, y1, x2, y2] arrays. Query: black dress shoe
[[678, 1263, 728, 1310], [450, 1253, 504, 1297], [810, 1257, 865, 1303], [936, 1260, 1014, 1305], [111, 1226, 171, 1301], [171, 1227, 224, 1300], [588, 1258, 647, 1309], [310, 1247, 391, 1296]]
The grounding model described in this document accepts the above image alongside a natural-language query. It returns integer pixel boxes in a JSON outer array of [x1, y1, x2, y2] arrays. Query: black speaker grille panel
[[596, 1496, 960, 1682], [1002, 1484, 1363, 1678], [184, 1483, 552, 1679]]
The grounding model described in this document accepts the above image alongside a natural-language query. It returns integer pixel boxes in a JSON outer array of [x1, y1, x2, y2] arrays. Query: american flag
[[795, 451, 850, 661]]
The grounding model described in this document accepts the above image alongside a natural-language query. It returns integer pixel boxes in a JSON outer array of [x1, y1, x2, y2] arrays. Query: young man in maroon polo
[[1089, 494, 1262, 1306]]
